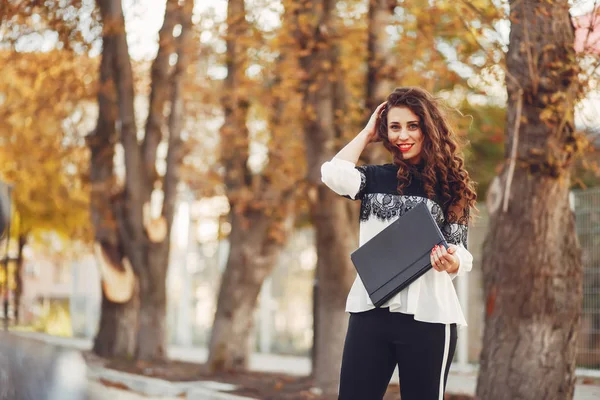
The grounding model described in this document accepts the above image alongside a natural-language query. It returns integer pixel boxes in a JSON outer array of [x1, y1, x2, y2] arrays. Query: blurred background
[[1, 0, 600, 399]]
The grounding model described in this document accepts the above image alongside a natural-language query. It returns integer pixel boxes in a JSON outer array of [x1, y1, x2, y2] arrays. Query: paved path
[[7, 331, 600, 400], [0, 332, 92, 400], [87, 381, 179, 400], [9, 331, 312, 376]]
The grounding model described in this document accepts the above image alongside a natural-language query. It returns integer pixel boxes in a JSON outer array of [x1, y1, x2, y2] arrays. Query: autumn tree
[[362, 0, 396, 164], [288, 0, 360, 394], [0, 50, 94, 323], [476, 0, 585, 398], [90, 0, 194, 360], [0, 0, 99, 325], [207, 0, 302, 371]]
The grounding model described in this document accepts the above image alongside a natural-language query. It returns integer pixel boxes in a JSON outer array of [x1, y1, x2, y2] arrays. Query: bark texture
[[136, 0, 194, 361], [92, 0, 193, 361], [364, 0, 396, 165], [89, 18, 139, 357], [208, 210, 290, 371], [476, 1, 582, 399], [93, 277, 139, 357], [295, 0, 357, 394], [207, 0, 295, 372]]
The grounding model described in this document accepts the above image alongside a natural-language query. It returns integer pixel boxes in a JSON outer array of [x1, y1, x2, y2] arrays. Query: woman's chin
[[400, 152, 418, 163]]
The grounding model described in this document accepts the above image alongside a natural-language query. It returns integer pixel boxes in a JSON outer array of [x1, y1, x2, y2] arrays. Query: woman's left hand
[[431, 244, 460, 274]]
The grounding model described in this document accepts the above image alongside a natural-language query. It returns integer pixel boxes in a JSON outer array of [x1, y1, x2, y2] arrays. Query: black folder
[[350, 202, 448, 307]]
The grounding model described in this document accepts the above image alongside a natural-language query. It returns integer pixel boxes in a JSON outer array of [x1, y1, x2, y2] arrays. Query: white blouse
[[321, 157, 473, 327]]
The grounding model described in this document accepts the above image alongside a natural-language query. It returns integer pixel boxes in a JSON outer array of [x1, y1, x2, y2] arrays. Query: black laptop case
[[350, 202, 448, 307]]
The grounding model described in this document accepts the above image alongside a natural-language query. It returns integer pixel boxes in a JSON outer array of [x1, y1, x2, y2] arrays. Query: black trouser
[[338, 307, 457, 400]]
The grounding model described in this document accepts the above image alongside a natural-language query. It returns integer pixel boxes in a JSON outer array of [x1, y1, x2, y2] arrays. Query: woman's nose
[[397, 129, 409, 140]]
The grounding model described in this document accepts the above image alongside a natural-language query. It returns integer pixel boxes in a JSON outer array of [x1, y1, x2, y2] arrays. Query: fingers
[[435, 244, 446, 263], [375, 102, 387, 119], [441, 250, 455, 265], [431, 244, 455, 272], [431, 245, 443, 271]]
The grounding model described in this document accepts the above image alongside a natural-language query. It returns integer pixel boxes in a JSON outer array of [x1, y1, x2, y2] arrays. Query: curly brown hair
[[377, 87, 477, 222]]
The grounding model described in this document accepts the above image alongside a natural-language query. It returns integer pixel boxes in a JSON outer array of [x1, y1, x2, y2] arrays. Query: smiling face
[[386, 106, 424, 164]]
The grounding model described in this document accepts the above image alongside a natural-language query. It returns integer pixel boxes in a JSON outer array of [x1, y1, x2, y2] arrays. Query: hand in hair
[[361, 102, 387, 143]]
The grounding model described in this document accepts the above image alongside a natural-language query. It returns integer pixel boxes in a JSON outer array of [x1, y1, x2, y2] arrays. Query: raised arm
[[332, 101, 386, 164], [320, 103, 386, 199]]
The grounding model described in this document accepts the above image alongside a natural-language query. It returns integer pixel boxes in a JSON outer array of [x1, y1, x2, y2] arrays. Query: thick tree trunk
[[135, 245, 169, 360], [208, 211, 287, 371], [310, 187, 356, 393], [14, 233, 26, 324], [476, 1, 582, 399], [95, 0, 192, 361], [93, 259, 139, 358], [364, 0, 395, 165], [208, 0, 294, 372], [366, 0, 396, 112], [295, 0, 356, 394], [89, 13, 139, 357]]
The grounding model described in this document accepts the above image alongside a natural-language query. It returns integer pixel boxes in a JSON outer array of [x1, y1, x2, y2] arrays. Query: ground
[[83, 351, 472, 400], [87, 381, 178, 400]]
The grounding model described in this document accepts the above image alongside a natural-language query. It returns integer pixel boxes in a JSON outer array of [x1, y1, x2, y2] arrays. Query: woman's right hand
[[361, 102, 387, 143]]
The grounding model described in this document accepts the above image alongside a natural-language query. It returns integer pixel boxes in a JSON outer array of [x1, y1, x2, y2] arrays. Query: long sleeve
[[320, 158, 368, 200], [442, 202, 473, 279]]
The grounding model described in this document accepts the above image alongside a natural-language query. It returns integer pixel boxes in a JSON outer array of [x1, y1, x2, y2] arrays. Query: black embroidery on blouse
[[447, 209, 469, 225], [359, 194, 445, 225], [343, 164, 470, 248], [444, 208, 469, 248], [356, 165, 367, 199], [441, 222, 468, 248]]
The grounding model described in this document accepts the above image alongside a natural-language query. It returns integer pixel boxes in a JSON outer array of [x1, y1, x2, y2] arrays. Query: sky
[[13, 0, 600, 127], [125, 0, 599, 57]]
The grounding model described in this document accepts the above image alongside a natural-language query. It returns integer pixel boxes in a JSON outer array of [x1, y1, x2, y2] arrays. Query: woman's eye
[[409, 124, 419, 130]]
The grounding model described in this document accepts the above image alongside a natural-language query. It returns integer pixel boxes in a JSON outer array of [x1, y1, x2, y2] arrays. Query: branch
[[456, 1, 522, 90], [97, 0, 145, 237], [221, 0, 252, 193], [142, 0, 180, 201], [88, 14, 120, 249], [162, 0, 194, 227], [502, 89, 523, 213]]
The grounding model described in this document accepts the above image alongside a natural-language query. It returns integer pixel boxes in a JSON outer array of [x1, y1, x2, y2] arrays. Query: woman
[[320, 87, 477, 400]]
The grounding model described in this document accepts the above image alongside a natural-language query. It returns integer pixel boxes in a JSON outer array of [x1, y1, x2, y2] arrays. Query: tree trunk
[[135, 0, 194, 361], [310, 187, 356, 393], [14, 233, 26, 324], [364, 0, 395, 165], [208, 0, 295, 372], [476, 1, 582, 399], [89, 12, 139, 357], [93, 265, 139, 358], [208, 211, 288, 371], [295, 0, 356, 394], [95, 0, 193, 361], [135, 244, 169, 360], [141, 0, 180, 193]]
